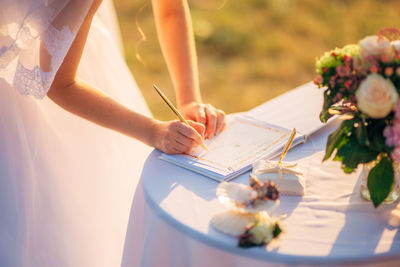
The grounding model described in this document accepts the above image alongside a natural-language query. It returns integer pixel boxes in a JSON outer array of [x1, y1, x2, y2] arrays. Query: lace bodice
[[0, 0, 92, 99]]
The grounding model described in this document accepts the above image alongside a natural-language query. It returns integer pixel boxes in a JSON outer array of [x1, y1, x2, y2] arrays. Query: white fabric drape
[[0, 1, 152, 266]]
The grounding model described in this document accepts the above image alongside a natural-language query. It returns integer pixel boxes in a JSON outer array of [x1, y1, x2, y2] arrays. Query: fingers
[[168, 141, 188, 154], [178, 102, 226, 139], [178, 101, 206, 124], [215, 109, 226, 134], [197, 106, 206, 125], [175, 121, 204, 147], [188, 120, 205, 138], [159, 121, 203, 154], [204, 104, 217, 139]]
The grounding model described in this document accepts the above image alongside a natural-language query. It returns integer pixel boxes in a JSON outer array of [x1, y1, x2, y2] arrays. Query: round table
[[121, 83, 400, 267], [122, 120, 400, 267]]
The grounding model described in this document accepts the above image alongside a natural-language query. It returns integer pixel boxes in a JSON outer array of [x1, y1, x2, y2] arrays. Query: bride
[[0, 0, 225, 266]]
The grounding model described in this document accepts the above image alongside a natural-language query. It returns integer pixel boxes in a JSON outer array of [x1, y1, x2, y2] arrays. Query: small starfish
[[257, 161, 302, 179]]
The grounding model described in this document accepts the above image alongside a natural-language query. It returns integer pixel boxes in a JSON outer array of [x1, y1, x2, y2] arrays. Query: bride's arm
[[151, 0, 225, 139], [47, 0, 204, 154]]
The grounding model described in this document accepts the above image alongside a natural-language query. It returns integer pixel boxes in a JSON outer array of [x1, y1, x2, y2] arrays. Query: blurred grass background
[[113, 0, 400, 120]]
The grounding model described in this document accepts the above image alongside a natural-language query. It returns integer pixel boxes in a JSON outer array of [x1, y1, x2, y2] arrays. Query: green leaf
[[368, 156, 394, 208], [323, 119, 354, 161], [367, 118, 389, 152], [273, 223, 282, 238], [335, 134, 379, 173], [320, 109, 333, 123], [355, 122, 367, 146], [320, 90, 334, 123], [371, 129, 387, 152]]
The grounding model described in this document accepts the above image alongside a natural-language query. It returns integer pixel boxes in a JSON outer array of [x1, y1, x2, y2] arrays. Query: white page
[[159, 116, 305, 180], [191, 117, 289, 171]]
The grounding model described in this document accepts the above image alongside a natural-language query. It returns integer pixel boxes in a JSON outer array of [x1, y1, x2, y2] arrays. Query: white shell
[[211, 210, 255, 236], [216, 182, 279, 214]]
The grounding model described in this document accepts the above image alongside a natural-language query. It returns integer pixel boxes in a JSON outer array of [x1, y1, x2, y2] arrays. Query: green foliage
[[368, 156, 394, 207], [323, 119, 354, 161], [315, 44, 359, 74], [355, 118, 368, 146], [334, 134, 379, 173], [323, 116, 391, 173], [323, 112, 396, 207]]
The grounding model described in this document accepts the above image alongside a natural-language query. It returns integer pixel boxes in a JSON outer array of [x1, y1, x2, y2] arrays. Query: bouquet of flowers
[[314, 28, 400, 207]]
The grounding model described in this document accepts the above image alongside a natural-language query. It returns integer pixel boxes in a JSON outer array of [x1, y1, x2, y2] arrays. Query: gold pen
[[278, 128, 296, 165], [153, 84, 209, 151]]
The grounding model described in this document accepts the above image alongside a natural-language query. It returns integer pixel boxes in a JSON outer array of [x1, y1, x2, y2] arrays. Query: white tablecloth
[[122, 84, 400, 267]]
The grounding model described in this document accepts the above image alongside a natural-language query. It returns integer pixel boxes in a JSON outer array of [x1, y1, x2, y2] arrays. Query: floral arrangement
[[314, 27, 400, 207]]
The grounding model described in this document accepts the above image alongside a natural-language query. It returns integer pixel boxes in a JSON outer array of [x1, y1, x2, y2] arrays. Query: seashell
[[217, 182, 256, 204], [216, 182, 279, 214], [211, 210, 255, 236]]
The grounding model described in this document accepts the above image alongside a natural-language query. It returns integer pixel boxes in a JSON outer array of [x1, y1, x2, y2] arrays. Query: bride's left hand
[[179, 102, 226, 139]]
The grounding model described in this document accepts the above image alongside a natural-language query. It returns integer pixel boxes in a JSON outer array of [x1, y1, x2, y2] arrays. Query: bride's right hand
[[151, 120, 205, 154]]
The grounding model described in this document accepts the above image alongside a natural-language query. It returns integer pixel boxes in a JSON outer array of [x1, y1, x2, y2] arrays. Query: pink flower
[[392, 147, 400, 162], [314, 75, 323, 85], [392, 40, 400, 53], [349, 96, 358, 104], [393, 123, 400, 139], [370, 65, 379, 73], [329, 75, 337, 88], [384, 126, 398, 147], [394, 101, 400, 118], [352, 58, 367, 76], [381, 54, 391, 63], [333, 93, 343, 102], [336, 65, 351, 77], [364, 55, 379, 64], [344, 80, 352, 89], [384, 119, 400, 147], [384, 101, 400, 157], [385, 67, 394, 77]]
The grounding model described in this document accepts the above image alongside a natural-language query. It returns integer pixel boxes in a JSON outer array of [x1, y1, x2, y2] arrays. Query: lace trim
[[13, 62, 51, 99], [10, 25, 74, 99], [43, 25, 74, 76]]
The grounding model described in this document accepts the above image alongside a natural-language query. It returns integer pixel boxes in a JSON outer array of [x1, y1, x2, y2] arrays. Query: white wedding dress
[[0, 0, 152, 266]]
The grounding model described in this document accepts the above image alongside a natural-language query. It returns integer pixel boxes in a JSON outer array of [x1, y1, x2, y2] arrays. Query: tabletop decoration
[[238, 211, 282, 248], [211, 177, 283, 247], [314, 27, 400, 207], [251, 160, 305, 196], [216, 179, 280, 213]]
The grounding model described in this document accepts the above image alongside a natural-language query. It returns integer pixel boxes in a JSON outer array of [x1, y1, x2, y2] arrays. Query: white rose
[[359, 35, 391, 58], [356, 74, 398, 119], [391, 40, 400, 53]]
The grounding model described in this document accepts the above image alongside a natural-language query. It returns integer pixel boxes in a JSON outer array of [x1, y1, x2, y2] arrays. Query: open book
[[159, 82, 332, 182]]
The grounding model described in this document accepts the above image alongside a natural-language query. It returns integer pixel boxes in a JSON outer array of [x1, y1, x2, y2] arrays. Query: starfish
[[256, 161, 303, 180]]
